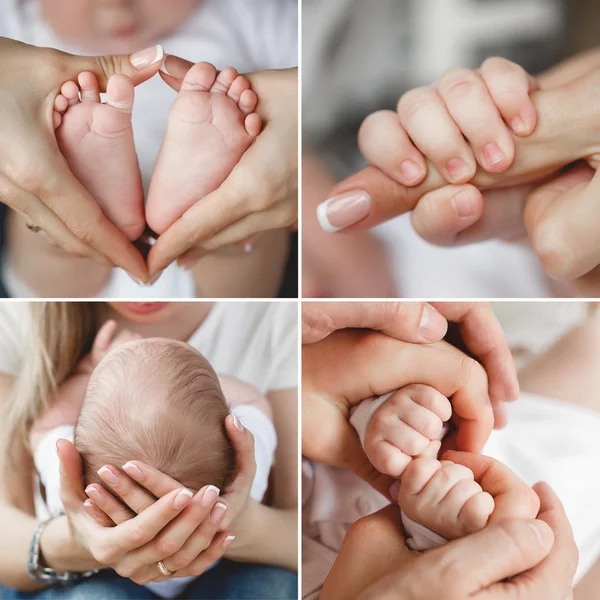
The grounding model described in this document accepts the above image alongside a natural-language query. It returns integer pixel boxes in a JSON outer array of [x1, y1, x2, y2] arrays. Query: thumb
[[57, 438, 86, 510], [428, 519, 554, 595], [57, 44, 164, 90]]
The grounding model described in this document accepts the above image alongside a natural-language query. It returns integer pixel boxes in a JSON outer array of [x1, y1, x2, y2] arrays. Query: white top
[[0, 301, 298, 392], [0, 0, 298, 298]]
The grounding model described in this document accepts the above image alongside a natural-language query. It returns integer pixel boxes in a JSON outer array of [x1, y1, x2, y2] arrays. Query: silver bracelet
[[27, 516, 100, 584]]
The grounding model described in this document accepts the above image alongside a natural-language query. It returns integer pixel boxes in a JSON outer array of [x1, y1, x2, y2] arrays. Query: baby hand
[[363, 384, 452, 478], [358, 57, 539, 186], [86, 319, 142, 369]]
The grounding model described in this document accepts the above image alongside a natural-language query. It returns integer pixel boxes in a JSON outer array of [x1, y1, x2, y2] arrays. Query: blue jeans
[[0, 560, 298, 600]]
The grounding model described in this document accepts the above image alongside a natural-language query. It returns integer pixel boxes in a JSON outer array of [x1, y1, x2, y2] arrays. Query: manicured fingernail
[[419, 304, 446, 341], [511, 116, 527, 135], [231, 414, 243, 431], [83, 499, 94, 509], [97, 466, 118, 485], [398, 159, 425, 184], [126, 272, 145, 287], [201, 485, 220, 507], [160, 54, 191, 79], [529, 521, 553, 551], [223, 535, 236, 547], [210, 502, 228, 523], [85, 485, 104, 503], [451, 189, 476, 217], [174, 488, 194, 508], [483, 143, 506, 168], [388, 481, 400, 502], [149, 270, 163, 285], [122, 462, 143, 480], [446, 158, 472, 182], [317, 191, 371, 232], [130, 44, 164, 68]]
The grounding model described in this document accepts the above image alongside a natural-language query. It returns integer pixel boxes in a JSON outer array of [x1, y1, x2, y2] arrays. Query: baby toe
[[180, 61, 218, 92], [52, 111, 62, 129], [61, 80, 80, 105], [106, 74, 134, 114], [228, 75, 250, 102], [239, 89, 258, 115], [211, 67, 239, 94], [245, 113, 262, 138], [54, 94, 69, 113], [78, 71, 101, 103]]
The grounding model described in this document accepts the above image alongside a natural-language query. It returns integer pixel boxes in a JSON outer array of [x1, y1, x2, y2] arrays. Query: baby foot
[[146, 62, 262, 234], [399, 457, 495, 540], [54, 72, 145, 241]]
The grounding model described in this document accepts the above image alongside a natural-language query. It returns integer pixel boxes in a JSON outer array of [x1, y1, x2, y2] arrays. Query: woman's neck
[[108, 302, 214, 341]]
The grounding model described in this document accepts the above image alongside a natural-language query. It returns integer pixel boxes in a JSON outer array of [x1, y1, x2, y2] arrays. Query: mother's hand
[[302, 329, 492, 497], [58, 414, 254, 584], [146, 55, 298, 278], [0, 38, 163, 282]]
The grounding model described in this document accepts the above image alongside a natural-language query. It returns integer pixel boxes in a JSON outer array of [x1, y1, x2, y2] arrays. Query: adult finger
[[524, 162, 600, 281], [169, 532, 232, 578], [410, 184, 484, 246], [96, 464, 158, 514], [157, 54, 195, 90], [84, 483, 136, 525], [57, 438, 87, 508], [426, 519, 554, 596], [358, 110, 427, 186], [431, 302, 519, 408], [301, 301, 448, 344], [108, 487, 195, 553], [480, 57, 540, 137], [82, 497, 115, 527], [121, 461, 187, 498], [56, 45, 165, 90], [443, 452, 540, 521], [479, 483, 577, 599], [92, 320, 118, 355]]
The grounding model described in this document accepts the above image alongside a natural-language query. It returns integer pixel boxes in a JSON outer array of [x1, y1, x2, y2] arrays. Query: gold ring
[[26, 223, 41, 233], [157, 560, 174, 578]]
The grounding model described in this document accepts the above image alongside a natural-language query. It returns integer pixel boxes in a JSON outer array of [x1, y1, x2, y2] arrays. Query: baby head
[[74, 338, 235, 493]]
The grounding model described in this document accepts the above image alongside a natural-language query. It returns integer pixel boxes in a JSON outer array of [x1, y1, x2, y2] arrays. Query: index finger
[[431, 302, 519, 411], [43, 158, 148, 282], [301, 301, 448, 344]]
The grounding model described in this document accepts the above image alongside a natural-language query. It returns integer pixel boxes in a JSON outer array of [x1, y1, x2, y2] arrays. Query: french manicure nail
[[130, 44, 164, 69], [223, 535, 236, 547], [149, 270, 163, 285], [317, 191, 371, 232], [419, 304, 447, 341], [231, 413, 243, 431], [160, 55, 192, 79], [83, 499, 94, 509], [174, 488, 194, 508], [483, 143, 505, 168], [97, 466, 118, 485], [398, 159, 425, 184], [126, 272, 145, 287], [85, 485, 104, 503], [201, 485, 220, 507], [210, 502, 228, 523], [446, 158, 472, 182], [122, 462, 143, 480], [450, 189, 476, 218]]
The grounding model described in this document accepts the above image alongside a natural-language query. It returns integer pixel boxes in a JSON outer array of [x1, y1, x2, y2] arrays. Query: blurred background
[[302, 0, 600, 299]]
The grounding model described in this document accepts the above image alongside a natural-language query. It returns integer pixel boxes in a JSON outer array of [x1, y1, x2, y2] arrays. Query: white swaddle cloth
[[33, 404, 276, 598]]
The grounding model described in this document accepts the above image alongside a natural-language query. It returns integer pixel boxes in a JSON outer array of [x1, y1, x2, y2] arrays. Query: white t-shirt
[[0, 0, 298, 298]]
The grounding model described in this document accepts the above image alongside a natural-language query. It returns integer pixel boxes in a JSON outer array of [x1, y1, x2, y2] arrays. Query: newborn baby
[[351, 381, 533, 550], [30, 322, 275, 598]]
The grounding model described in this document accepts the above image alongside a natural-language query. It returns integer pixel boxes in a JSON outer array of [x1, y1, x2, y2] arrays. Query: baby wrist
[[400, 511, 448, 552], [349, 392, 394, 447]]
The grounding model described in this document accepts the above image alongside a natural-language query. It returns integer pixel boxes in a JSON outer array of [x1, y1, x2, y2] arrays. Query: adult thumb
[[56, 44, 165, 90]]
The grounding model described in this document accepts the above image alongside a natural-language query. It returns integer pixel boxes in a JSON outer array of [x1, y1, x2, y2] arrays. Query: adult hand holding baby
[[0, 38, 165, 283], [55, 410, 254, 585], [321, 458, 577, 600], [145, 55, 298, 277]]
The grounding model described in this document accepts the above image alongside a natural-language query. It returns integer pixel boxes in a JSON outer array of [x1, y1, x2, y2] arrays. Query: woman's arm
[[224, 499, 297, 572]]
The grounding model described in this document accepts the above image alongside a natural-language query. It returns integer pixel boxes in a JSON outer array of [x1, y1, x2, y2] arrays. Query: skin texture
[[0, 38, 162, 282]]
